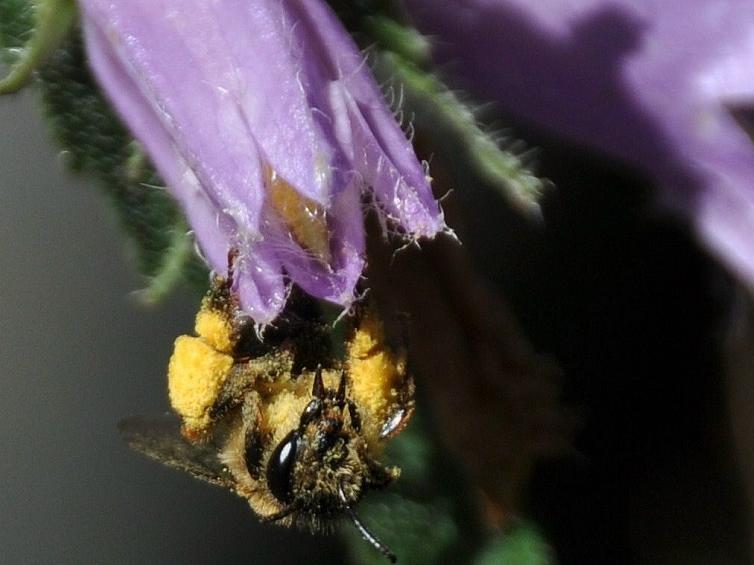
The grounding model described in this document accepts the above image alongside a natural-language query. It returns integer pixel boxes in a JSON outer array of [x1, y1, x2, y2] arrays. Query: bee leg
[[379, 372, 416, 439], [363, 457, 400, 490], [204, 247, 242, 315], [224, 248, 239, 287], [379, 405, 413, 439], [259, 504, 296, 523], [355, 308, 410, 358], [210, 359, 275, 420], [240, 390, 266, 480]]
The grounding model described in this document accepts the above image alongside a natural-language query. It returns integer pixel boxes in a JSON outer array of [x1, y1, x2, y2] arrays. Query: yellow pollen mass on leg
[[168, 335, 234, 431], [194, 307, 234, 354], [347, 312, 407, 442]]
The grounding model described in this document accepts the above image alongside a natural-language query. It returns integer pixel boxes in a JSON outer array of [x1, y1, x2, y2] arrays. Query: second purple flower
[[79, 0, 446, 325]]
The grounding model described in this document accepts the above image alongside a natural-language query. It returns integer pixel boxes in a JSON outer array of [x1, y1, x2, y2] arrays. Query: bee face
[[122, 252, 412, 562], [266, 373, 366, 516], [269, 381, 358, 512], [219, 365, 402, 533], [256, 371, 399, 525]]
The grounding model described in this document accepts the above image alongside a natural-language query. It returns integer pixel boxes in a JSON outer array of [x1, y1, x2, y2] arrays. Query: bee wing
[[118, 414, 235, 489]]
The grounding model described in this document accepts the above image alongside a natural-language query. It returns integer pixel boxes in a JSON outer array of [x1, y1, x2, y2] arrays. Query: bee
[[120, 252, 414, 562]]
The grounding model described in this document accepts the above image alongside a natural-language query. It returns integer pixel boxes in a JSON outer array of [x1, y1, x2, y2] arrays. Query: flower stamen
[[266, 166, 332, 266]]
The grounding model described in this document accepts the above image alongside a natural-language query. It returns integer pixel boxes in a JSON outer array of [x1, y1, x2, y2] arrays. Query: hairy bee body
[[122, 260, 413, 560]]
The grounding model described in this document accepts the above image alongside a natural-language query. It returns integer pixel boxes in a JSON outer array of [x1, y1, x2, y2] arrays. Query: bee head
[[264, 368, 369, 515], [261, 368, 398, 562]]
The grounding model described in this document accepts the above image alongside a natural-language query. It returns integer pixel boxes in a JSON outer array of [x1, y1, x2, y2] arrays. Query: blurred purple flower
[[79, 0, 445, 325], [403, 0, 754, 288]]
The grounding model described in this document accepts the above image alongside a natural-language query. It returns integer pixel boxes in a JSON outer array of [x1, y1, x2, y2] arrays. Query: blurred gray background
[[0, 90, 344, 564]]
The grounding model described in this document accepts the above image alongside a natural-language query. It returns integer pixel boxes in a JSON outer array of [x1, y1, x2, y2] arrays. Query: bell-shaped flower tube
[[79, 0, 446, 325]]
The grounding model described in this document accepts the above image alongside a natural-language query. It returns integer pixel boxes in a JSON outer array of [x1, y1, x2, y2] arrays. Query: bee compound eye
[[266, 430, 299, 504]]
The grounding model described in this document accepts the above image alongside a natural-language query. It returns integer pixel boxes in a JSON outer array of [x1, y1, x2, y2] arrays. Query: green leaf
[[342, 414, 485, 564], [475, 524, 556, 565], [345, 495, 458, 565], [0, 0, 34, 58], [36, 32, 207, 296]]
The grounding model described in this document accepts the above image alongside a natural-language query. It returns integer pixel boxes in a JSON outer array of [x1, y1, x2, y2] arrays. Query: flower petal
[[201, 0, 343, 206], [335, 81, 445, 237], [293, 0, 445, 236], [235, 244, 287, 327], [81, 0, 267, 235], [81, 0, 446, 323], [404, 0, 754, 287], [84, 17, 229, 271]]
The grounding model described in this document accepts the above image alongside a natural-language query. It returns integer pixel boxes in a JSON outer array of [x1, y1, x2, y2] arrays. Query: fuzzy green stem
[[0, 0, 76, 94], [361, 14, 546, 218], [362, 15, 432, 67], [379, 50, 546, 218], [135, 223, 194, 306]]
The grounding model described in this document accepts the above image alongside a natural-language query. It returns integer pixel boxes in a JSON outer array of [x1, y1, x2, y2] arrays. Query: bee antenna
[[336, 371, 347, 404], [312, 366, 325, 399], [337, 484, 397, 563]]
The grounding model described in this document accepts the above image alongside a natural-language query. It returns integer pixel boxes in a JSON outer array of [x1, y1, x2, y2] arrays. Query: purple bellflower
[[403, 0, 754, 290], [79, 0, 446, 325]]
